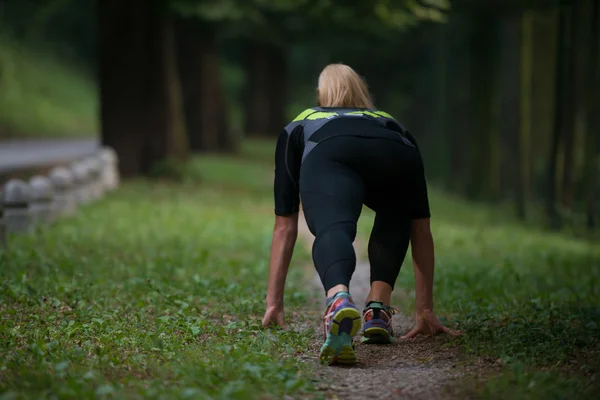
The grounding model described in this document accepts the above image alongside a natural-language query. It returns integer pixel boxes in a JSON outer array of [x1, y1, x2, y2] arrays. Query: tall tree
[[530, 9, 560, 203], [431, 22, 450, 183], [559, 0, 580, 211], [98, 0, 188, 177], [498, 9, 525, 218], [244, 39, 288, 138], [519, 10, 534, 213], [465, 10, 498, 200], [446, 12, 471, 194], [175, 18, 234, 152], [584, 0, 600, 229], [547, 1, 573, 229]]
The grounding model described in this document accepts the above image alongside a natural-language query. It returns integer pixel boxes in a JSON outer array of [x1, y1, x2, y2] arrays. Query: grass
[[0, 37, 98, 139], [0, 142, 317, 399], [2, 138, 598, 399], [358, 187, 600, 398]]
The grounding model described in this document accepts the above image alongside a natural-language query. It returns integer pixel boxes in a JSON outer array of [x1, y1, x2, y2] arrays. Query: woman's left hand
[[262, 306, 286, 329], [400, 309, 461, 339]]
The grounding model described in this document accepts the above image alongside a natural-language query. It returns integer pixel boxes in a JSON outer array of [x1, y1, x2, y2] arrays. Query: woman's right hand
[[261, 305, 286, 329], [400, 309, 461, 339]]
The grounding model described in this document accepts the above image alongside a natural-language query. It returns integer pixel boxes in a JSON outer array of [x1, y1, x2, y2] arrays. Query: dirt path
[[294, 212, 465, 400]]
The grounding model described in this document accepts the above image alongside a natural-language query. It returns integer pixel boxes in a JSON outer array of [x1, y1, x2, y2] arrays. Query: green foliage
[[0, 143, 315, 399], [174, 0, 307, 22], [410, 0, 451, 22], [480, 366, 596, 400], [451, 0, 563, 12], [358, 187, 600, 397], [147, 158, 197, 182], [173, 0, 451, 43], [1, 0, 97, 67], [0, 36, 97, 138]]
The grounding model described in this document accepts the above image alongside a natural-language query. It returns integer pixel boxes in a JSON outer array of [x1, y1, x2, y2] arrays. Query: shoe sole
[[319, 307, 362, 365], [361, 323, 394, 345]]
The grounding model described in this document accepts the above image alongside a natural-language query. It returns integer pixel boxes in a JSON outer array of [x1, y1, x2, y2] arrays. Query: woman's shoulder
[[283, 107, 336, 132], [290, 108, 319, 122]]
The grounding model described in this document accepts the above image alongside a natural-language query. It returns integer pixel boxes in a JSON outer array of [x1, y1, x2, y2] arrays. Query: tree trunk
[[176, 19, 234, 153], [584, 0, 600, 229], [175, 16, 205, 152], [447, 13, 471, 194], [560, 0, 580, 210], [197, 28, 228, 152], [244, 41, 288, 137], [215, 73, 236, 152], [466, 12, 497, 200], [531, 10, 560, 203], [432, 23, 450, 184], [98, 0, 188, 177], [489, 39, 502, 201], [269, 44, 287, 136], [546, 2, 573, 229], [407, 25, 446, 181], [164, 16, 188, 161], [520, 11, 534, 212], [405, 46, 431, 157], [498, 10, 524, 219]]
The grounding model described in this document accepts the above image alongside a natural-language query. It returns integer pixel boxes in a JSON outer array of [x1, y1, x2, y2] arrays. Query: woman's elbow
[[274, 215, 299, 237], [275, 225, 298, 238], [411, 218, 432, 238]]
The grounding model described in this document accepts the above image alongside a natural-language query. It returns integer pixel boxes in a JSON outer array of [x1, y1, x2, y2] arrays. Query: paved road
[[0, 138, 99, 174]]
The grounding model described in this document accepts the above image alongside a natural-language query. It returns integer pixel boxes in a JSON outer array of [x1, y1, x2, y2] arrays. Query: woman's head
[[317, 64, 374, 109]]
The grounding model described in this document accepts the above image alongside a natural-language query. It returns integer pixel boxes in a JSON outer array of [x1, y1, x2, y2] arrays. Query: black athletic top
[[274, 107, 421, 216]]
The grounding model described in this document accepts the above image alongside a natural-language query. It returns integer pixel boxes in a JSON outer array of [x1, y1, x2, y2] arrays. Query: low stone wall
[[0, 147, 120, 249]]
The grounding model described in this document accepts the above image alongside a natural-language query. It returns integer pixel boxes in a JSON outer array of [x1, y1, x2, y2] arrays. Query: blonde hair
[[317, 64, 375, 109]]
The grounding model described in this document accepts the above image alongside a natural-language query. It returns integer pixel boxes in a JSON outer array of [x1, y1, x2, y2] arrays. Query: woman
[[262, 64, 459, 365]]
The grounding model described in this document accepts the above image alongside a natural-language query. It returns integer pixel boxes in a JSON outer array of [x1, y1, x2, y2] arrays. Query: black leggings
[[300, 135, 429, 292]]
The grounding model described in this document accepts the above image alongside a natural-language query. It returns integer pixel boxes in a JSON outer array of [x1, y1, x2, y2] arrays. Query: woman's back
[[282, 107, 418, 165]]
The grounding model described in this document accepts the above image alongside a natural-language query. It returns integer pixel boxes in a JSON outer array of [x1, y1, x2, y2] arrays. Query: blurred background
[[0, 0, 598, 234]]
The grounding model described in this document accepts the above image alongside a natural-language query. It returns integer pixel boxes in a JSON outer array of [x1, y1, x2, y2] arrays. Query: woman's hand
[[401, 309, 461, 339], [262, 305, 286, 329]]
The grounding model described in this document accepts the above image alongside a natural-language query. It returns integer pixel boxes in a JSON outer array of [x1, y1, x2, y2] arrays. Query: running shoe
[[360, 301, 398, 344], [319, 291, 362, 365]]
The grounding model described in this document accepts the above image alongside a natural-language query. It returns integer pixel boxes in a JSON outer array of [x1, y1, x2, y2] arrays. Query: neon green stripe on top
[[291, 108, 395, 122], [374, 111, 395, 119], [292, 108, 318, 122], [345, 110, 381, 118], [306, 111, 338, 120]]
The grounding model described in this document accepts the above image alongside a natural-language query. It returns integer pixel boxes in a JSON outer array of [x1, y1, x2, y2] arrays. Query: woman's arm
[[401, 218, 461, 339], [410, 218, 435, 312], [263, 127, 302, 328], [265, 214, 299, 310]]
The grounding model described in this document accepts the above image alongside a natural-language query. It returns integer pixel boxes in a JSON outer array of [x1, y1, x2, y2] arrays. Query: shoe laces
[[363, 301, 399, 318]]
